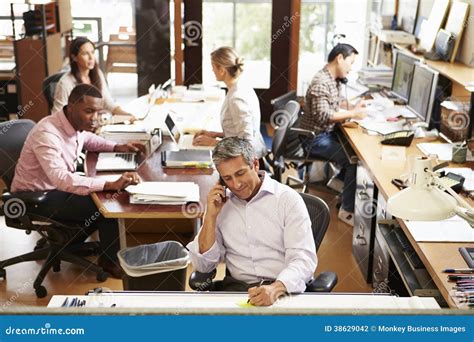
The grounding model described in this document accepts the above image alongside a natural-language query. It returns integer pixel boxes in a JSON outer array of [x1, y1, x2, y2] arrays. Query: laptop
[[96, 131, 162, 171], [164, 113, 214, 151]]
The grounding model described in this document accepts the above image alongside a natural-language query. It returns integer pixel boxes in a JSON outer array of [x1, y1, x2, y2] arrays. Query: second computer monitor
[[391, 50, 420, 102], [407, 62, 439, 124]]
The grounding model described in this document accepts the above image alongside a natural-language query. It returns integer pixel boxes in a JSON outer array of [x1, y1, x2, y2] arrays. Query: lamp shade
[[387, 185, 457, 221]]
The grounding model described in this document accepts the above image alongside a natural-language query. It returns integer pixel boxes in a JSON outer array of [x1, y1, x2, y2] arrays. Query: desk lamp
[[387, 156, 474, 227]]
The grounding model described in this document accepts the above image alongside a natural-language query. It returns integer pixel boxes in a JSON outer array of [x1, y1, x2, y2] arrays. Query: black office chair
[[270, 90, 297, 112], [265, 100, 337, 193], [42, 71, 66, 112], [0, 120, 108, 298], [189, 192, 337, 292]]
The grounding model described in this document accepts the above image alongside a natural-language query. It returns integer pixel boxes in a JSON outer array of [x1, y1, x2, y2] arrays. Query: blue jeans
[[303, 132, 356, 212]]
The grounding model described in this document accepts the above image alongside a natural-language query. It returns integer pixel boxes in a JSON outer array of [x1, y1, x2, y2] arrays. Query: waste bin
[[117, 241, 189, 291]]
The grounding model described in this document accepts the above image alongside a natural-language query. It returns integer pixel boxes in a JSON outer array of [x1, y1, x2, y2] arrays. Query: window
[[202, 0, 272, 89], [297, 0, 368, 95], [297, 0, 333, 96]]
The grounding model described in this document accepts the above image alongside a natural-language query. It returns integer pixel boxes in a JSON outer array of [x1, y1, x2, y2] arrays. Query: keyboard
[[96, 152, 137, 171], [117, 153, 135, 162]]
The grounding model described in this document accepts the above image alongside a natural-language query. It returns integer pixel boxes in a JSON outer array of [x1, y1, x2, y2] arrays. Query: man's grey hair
[[212, 137, 256, 167]]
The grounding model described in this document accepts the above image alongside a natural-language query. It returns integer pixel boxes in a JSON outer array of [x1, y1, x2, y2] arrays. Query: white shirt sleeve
[[186, 224, 225, 273], [227, 95, 266, 157], [52, 76, 72, 114], [276, 191, 317, 293], [99, 70, 118, 112]]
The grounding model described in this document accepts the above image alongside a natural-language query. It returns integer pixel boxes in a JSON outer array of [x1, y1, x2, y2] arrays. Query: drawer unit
[[372, 225, 391, 293], [352, 162, 378, 283]]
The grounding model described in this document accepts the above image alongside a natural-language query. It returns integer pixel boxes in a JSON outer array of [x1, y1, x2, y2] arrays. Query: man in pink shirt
[[12, 84, 143, 278]]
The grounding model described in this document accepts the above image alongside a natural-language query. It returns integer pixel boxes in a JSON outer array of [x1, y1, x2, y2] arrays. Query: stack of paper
[[100, 124, 151, 141], [358, 65, 393, 88], [126, 182, 200, 205], [440, 167, 474, 192], [417, 143, 474, 161], [405, 216, 473, 242]]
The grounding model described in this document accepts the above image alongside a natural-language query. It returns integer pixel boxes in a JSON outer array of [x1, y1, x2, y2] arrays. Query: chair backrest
[[271, 100, 304, 160], [270, 90, 297, 112], [0, 120, 35, 188], [299, 193, 330, 251], [42, 72, 66, 111]]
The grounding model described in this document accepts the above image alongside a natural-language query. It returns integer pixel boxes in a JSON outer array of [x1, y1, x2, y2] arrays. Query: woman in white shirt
[[52, 37, 134, 121], [193, 47, 267, 159]]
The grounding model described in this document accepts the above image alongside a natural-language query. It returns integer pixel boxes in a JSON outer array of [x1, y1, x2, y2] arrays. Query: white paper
[[126, 182, 199, 198], [405, 216, 474, 242], [417, 143, 474, 161], [357, 120, 406, 135], [440, 167, 474, 192], [102, 124, 148, 133], [381, 146, 406, 162]]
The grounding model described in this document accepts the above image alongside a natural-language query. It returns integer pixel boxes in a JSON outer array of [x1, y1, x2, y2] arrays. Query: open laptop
[[164, 113, 214, 151], [96, 131, 162, 171]]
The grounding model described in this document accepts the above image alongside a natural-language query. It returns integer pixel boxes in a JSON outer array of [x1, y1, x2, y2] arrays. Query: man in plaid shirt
[[299, 44, 366, 226]]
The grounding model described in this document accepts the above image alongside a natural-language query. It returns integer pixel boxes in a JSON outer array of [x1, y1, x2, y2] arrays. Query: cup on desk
[[452, 143, 467, 164]]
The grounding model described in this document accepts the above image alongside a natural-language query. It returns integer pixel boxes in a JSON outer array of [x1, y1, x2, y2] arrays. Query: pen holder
[[452, 143, 467, 163]]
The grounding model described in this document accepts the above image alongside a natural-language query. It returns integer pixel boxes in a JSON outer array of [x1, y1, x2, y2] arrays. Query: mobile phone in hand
[[219, 177, 227, 203]]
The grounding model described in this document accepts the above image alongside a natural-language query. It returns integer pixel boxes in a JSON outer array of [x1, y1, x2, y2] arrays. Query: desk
[[86, 140, 218, 249], [342, 125, 474, 308], [88, 95, 223, 248], [47, 292, 440, 311]]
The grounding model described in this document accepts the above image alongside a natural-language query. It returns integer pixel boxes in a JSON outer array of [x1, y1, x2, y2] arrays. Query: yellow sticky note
[[236, 300, 255, 308]]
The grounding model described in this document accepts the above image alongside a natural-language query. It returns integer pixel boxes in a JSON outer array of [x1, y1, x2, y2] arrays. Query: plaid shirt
[[300, 66, 341, 135]]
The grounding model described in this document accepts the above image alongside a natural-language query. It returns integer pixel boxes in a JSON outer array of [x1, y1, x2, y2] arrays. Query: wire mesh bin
[[118, 241, 189, 291]]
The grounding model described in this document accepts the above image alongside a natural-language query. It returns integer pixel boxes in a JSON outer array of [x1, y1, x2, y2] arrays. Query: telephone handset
[[336, 77, 348, 84]]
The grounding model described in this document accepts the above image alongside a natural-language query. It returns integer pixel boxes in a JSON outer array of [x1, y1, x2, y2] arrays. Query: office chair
[[270, 90, 297, 112], [265, 100, 338, 193], [189, 192, 338, 293], [0, 120, 108, 298], [42, 71, 66, 112]]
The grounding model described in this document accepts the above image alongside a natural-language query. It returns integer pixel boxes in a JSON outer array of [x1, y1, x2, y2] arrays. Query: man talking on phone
[[187, 137, 316, 306], [299, 43, 367, 226]]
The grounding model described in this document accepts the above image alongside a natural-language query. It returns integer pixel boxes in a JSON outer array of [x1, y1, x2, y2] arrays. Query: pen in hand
[[247, 279, 264, 304]]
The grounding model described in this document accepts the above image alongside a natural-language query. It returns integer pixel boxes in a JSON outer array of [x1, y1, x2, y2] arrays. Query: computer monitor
[[407, 62, 439, 123], [391, 50, 420, 102]]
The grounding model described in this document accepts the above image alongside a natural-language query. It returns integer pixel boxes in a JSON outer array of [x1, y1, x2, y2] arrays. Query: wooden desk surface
[[342, 126, 474, 308], [86, 139, 218, 219]]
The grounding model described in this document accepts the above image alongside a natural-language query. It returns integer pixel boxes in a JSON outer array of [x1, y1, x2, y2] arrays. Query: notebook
[[161, 150, 213, 168]]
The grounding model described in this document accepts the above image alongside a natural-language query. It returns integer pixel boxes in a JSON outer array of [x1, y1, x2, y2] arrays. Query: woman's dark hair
[[327, 43, 359, 62], [69, 37, 102, 91]]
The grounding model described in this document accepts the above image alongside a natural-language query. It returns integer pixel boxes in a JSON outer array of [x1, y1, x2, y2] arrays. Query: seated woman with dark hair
[[52, 37, 135, 122]]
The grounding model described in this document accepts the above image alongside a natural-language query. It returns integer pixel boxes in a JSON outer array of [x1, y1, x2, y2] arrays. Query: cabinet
[[11, 1, 72, 122], [352, 162, 378, 283]]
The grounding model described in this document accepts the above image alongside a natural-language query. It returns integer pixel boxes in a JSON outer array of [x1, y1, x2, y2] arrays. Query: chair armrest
[[188, 269, 217, 291], [2, 191, 49, 206], [305, 271, 338, 292], [290, 127, 315, 139]]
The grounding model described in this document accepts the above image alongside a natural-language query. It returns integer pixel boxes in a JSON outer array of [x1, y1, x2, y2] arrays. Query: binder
[[161, 150, 213, 168]]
